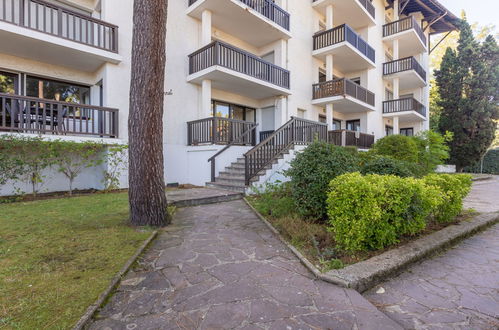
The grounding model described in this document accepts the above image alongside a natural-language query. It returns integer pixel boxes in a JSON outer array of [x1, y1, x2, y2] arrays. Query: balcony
[[188, 41, 291, 99], [313, 24, 375, 72], [312, 78, 375, 112], [383, 16, 427, 57], [383, 57, 427, 89], [0, 0, 121, 71], [187, 117, 256, 146], [187, 0, 291, 47], [328, 129, 374, 149], [383, 97, 426, 122], [312, 0, 376, 29], [0, 93, 119, 138]]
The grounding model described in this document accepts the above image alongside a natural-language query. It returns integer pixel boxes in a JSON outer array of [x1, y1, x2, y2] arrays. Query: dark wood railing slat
[[328, 129, 374, 149], [383, 56, 426, 81], [382, 98, 426, 117], [312, 78, 375, 106], [383, 16, 426, 46]]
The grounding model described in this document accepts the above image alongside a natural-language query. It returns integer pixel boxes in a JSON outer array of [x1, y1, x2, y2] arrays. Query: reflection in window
[[211, 100, 256, 122], [346, 120, 361, 132], [0, 72, 17, 94], [400, 128, 414, 136], [26, 76, 90, 104]]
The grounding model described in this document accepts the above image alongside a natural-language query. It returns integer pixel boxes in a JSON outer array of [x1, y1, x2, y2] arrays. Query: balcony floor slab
[[383, 70, 427, 90], [383, 29, 427, 58], [312, 95, 375, 113], [312, 0, 376, 29], [313, 42, 375, 72]]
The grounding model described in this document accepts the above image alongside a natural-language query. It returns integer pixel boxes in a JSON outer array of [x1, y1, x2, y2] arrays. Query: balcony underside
[[312, 0, 376, 29], [383, 110, 426, 123], [187, 0, 291, 47], [312, 42, 375, 72], [384, 70, 426, 90], [0, 22, 121, 72], [187, 66, 291, 99], [383, 29, 427, 58], [312, 95, 375, 113]]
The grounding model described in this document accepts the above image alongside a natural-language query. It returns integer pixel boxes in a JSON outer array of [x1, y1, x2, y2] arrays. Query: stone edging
[[243, 198, 499, 293], [72, 230, 159, 330]]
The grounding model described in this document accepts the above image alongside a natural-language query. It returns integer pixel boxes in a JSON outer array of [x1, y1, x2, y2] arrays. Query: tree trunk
[[128, 0, 170, 227]]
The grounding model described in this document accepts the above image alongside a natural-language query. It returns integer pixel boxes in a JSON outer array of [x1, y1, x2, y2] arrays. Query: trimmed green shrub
[[361, 156, 414, 177], [412, 131, 452, 173], [285, 141, 360, 220], [423, 174, 472, 223], [327, 173, 442, 252], [372, 135, 420, 163]]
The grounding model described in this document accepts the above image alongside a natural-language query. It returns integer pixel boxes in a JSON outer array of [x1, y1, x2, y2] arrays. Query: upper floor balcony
[[312, 0, 376, 29], [0, 0, 121, 71], [188, 40, 290, 99], [383, 56, 427, 89], [383, 16, 427, 57], [312, 78, 375, 113], [313, 24, 375, 72], [187, 0, 291, 47], [383, 97, 426, 122]]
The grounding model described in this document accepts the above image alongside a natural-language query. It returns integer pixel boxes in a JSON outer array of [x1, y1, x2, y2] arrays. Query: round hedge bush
[[361, 156, 414, 177], [372, 134, 420, 163]]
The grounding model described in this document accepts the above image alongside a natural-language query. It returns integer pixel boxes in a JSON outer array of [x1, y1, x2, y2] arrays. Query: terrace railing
[[328, 129, 375, 149], [312, 78, 375, 106], [0, 93, 119, 138], [383, 98, 426, 117], [187, 117, 257, 146], [188, 0, 290, 30], [244, 117, 327, 184], [313, 24, 375, 63], [0, 0, 118, 52], [383, 16, 426, 46], [189, 41, 290, 89], [312, 0, 375, 19], [383, 56, 426, 81]]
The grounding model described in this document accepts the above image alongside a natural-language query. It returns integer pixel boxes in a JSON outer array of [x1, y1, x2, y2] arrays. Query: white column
[[201, 10, 212, 46], [326, 5, 334, 29], [393, 116, 400, 135], [393, 77, 400, 99], [393, 0, 399, 20], [326, 55, 334, 80], [201, 79, 212, 118], [326, 104, 334, 130], [276, 97, 288, 126], [393, 39, 399, 60]]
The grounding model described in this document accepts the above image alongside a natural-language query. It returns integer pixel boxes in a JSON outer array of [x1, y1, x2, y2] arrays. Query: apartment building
[[0, 0, 458, 195]]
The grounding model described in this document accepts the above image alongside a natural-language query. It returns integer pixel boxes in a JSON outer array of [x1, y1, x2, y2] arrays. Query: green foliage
[[423, 174, 472, 223], [412, 130, 452, 173], [102, 145, 129, 191], [465, 148, 499, 175], [285, 141, 360, 220], [249, 182, 295, 219], [319, 258, 344, 271], [435, 20, 499, 171], [360, 156, 414, 177], [371, 135, 420, 163], [327, 173, 443, 252]]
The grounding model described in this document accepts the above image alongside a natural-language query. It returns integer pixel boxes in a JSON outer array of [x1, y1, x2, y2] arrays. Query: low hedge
[[360, 156, 415, 178], [327, 173, 472, 252]]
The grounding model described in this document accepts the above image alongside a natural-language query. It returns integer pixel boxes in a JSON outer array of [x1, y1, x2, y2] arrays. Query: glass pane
[[26, 76, 90, 104], [347, 120, 360, 131], [213, 102, 230, 118], [232, 105, 244, 120], [0, 72, 17, 94], [333, 120, 341, 130]]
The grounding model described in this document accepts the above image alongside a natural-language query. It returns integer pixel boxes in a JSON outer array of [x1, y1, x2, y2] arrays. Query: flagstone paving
[[89, 200, 402, 329], [364, 176, 499, 330]]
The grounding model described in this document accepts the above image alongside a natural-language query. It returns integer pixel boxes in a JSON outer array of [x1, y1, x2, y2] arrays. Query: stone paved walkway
[[90, 200, 402, 329], [364, 176, 499, 330]]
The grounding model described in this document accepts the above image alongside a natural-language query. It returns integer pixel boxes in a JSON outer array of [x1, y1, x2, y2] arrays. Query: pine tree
[[436, 21, 499, 171]]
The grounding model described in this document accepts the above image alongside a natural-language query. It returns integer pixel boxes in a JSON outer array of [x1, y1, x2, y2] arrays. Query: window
[[319, 114, 327, 123], [319, 70, 327, 83], [385, 125, 393, 136], [346, 120, 361, 132], [0, 71, 18, 94], [350, 77, 361, 85], [400, 128, 414, 136], [385, 88, 394, 101], [333, 119, 342, 130], [26, 76, 90, 104], [212, 100, 256, 122]]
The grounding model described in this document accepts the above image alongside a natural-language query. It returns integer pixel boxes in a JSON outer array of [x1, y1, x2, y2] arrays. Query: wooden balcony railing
[[383, 98, 426, 117], [312, 78, 375, 106], [189, 41, 290, 89], [187, 117, 257, 146], [0, 93, 119, 138], [383, 16, 426, 46], [383, 56, 426, 81], [188, 0, 290, 30], [313, 24, 375, 63], [0, 0, 118, 52], [328, 129, 375, 149], [312, 0, 375, 19], [245, 117, 328, 184]]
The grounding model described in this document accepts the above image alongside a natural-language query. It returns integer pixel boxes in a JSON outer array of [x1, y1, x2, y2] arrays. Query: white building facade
[[0, 0, 458, 195]]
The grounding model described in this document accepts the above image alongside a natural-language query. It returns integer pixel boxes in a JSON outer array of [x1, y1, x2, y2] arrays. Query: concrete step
[[215, 177, 246, 185], [206, 182, 247, 193]]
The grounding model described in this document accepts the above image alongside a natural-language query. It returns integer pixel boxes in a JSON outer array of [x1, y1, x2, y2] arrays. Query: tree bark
[[128, 0, 170, 227]]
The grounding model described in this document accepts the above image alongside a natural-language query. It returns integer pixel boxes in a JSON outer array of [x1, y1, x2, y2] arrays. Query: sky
[[438, 0, 499, 27]]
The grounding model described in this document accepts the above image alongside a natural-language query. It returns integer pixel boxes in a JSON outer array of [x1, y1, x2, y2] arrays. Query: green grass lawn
[[0, 193, 153, 329]]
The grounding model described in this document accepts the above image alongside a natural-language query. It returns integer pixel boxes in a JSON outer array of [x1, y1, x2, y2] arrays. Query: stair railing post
[[211, 159, 216, 183]]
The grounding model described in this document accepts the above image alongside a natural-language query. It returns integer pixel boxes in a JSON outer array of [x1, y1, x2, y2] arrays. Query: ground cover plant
[[0, 192, 152, 329]]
